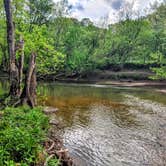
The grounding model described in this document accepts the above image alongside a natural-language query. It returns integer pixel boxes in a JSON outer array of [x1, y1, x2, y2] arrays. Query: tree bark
[[17, 36, 24, 95], [3, 0, 19, 97], [20, 53, 37, 108], [29, 67, 37, 106], [3, 0, 37, 107]]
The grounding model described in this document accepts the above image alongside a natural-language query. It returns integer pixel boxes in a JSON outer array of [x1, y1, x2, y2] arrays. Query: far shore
[[1, 71, 166, 93]]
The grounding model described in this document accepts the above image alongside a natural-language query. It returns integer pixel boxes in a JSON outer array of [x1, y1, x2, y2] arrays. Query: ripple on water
[[37, 83, 166, 166], [57, 94, 166, 166], [122, 94, 166, 165]]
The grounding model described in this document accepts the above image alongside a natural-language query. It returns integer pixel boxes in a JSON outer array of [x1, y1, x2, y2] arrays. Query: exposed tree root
[[47, 138, 55, 152]]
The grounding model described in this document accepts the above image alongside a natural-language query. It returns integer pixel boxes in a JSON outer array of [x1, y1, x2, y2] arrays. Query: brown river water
[[1, 81, 166, 166]]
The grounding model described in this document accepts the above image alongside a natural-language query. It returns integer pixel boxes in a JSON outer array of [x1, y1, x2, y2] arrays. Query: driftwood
[[43, 107, 75, 166], [56, 148, 73, 166], [44, 137, 74, 166], [47, 138, 55, 152]]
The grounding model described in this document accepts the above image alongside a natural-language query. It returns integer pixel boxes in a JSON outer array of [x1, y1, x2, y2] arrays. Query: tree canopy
[[0, 0, 166, 79]]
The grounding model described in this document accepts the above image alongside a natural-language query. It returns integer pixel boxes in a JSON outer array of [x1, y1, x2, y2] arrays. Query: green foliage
[[150, 66, 166, 79], [50, 8, 165, 77], [0, 0, 166, 79], [48, 158, 60, 166], [0, 107, 50, 165], [18, 25, 66, 75], [28, 0, 54, 25]]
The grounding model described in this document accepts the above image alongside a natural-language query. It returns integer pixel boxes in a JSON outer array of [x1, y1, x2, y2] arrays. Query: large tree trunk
[[4, 0, 19, 97], [20, 53, 37, 108]]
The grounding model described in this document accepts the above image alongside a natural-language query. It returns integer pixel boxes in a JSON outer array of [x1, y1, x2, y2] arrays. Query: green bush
[[48, 158, 60, 166], [0, 107, 53, 166]]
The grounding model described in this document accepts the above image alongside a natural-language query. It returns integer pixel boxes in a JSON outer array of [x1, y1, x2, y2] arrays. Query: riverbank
[[38, 69, 154, 81], [43, 107, 74, 166], [0, 107, 56, 165], [37, 69, 166, 85], [1, 69, 166, 89], [1, 81, 166, 166], [0, 106, 74, 166]]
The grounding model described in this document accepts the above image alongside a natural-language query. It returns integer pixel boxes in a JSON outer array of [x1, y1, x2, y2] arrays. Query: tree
[[3, 0, 19, 97], [149, 1, 166, 79], [3, 0, 37, 107], [28, 0, 54, 26]]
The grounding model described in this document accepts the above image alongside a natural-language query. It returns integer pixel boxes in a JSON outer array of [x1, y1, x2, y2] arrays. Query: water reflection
[[38, 84, 141, 128], [38, 83, 166, 166]]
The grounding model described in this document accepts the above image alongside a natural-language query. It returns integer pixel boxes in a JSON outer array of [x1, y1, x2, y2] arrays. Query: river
[[1, 80, 166, 166]]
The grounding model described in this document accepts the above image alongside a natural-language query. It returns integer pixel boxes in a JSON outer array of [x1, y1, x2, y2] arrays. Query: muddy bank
[[39, 78, 166, 89], [1, 69, 166, 88], [37, 69, 165, 86], [38, 69, 154, 81], [43, 107, 77, 166]]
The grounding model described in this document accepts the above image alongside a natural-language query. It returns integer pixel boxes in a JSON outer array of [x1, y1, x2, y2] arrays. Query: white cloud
[[54, 0, 164, 25]]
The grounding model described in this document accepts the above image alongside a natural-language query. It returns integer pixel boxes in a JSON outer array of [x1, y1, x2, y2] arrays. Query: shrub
[[0, 107, 53, 165]]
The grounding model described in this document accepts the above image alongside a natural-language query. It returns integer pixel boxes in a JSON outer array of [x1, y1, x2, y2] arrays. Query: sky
[[54, 0, 163, 25]]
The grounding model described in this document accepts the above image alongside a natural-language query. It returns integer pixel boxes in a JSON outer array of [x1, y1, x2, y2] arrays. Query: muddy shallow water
[[1, 80, 166, 166]]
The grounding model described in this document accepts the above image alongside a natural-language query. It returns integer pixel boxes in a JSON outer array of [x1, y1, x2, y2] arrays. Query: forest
[[0, 0, 166, 80], [0, 0, 166, 166]]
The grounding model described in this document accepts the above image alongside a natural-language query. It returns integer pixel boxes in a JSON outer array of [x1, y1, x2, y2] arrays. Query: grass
[[0, 107, 59, 166]]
